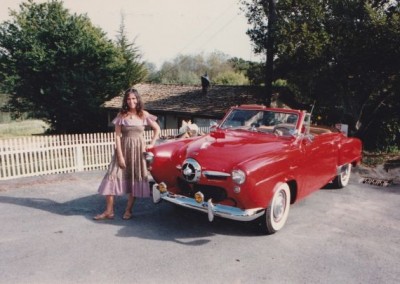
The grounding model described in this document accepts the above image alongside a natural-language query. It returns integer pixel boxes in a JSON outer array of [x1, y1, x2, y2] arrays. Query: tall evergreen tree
[[115, 13, 147, 88]]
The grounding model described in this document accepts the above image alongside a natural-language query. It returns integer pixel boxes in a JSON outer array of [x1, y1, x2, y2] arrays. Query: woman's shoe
[[122, 211, 132, 220], [93, 212, 115, 220]]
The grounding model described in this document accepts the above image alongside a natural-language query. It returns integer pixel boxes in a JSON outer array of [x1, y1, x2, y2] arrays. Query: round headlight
[[232, 169, 246, 185]]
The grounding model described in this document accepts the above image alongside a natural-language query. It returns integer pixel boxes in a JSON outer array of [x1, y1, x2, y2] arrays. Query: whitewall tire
[[259, 182, 291, 235], [333, 163, 352, 188]]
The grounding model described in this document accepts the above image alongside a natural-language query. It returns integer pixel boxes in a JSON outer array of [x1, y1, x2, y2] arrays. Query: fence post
[[75, 134, 84, 171]]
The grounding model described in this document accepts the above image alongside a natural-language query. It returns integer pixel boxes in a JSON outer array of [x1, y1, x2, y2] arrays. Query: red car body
[[147, 105, 362, 234]]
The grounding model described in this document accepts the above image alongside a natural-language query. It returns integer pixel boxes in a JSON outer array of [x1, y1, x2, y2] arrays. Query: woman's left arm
[[146, 117, 160, 149]]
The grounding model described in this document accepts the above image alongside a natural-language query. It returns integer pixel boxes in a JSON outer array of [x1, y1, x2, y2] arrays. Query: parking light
[[158, 182, 167, 193], [194, 192, 205, 203]]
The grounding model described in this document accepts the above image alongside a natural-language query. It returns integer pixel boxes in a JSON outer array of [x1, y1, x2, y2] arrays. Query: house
[[102, 83, 269, 129]]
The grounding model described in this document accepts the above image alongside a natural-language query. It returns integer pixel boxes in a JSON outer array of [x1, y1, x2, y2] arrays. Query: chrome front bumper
[[152, 183, 265, 222]]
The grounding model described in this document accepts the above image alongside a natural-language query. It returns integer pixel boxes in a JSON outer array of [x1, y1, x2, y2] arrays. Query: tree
[[154, 51, 250, 85], [115, 13, 147, 87], [143, 61, 160, 83], [0, 0, 146, 133], [278, 0, 400, 150], [213, 70, 249, 85], [229, 57, 265, 85], [241, 0, 278, 105], [242, 0, 400, 150]]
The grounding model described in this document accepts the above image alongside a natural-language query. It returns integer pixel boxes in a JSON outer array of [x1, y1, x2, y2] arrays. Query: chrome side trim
[[203, 171, 231, 177]]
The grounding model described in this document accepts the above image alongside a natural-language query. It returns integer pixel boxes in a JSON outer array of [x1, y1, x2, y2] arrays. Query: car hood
[[181, 130, 293, 170]]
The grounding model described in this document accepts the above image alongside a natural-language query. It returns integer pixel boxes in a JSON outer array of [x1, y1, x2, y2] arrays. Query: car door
[[297, 133, 338, 194]]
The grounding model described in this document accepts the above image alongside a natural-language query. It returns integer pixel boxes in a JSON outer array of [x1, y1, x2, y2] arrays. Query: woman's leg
[[105, 195, 114, 214], [123, 195, 136, 219], [94, 195, 115, 220]]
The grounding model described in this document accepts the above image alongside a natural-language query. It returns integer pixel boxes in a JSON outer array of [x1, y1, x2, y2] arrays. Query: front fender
[[148, 140, 190, 186], [239, 159, 291, 209]]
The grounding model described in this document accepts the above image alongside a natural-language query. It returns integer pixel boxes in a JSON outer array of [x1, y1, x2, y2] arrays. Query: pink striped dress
[[97, 113, 157, 197]]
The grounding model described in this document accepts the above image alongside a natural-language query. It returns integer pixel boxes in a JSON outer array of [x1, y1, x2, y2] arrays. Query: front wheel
[[332, 163, 352, 188], [258, 182, 291, 235]]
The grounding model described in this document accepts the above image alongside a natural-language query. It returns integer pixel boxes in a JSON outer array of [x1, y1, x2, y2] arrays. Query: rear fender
[[338, 137, 362, 166]]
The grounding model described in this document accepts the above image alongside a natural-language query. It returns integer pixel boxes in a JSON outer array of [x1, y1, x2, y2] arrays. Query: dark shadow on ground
[[0, 194, 264, 246]]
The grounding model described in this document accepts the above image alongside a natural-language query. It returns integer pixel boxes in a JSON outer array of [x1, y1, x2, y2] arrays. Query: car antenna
[[309, 100, 316, 117]]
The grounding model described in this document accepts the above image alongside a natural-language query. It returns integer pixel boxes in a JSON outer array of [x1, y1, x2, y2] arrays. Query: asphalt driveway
[[0, 170, 399, 284]]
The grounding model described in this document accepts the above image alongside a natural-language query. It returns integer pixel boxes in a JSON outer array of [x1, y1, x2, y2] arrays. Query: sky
[[1, 0, 261, 68]]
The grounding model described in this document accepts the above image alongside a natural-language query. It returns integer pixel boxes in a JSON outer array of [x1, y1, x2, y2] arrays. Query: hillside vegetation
[[0, 120, 49, 138]]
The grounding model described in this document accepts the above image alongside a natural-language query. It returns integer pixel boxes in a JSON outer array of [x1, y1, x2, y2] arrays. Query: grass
[[0, 119, 50, 138], [362, 151, 400, 168]]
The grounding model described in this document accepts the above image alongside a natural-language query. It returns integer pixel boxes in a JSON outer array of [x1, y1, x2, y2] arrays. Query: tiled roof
[[102, 83, 265, 118]]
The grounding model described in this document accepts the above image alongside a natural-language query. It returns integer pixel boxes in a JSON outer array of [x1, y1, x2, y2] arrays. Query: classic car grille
[[203, 173, 229, 180], [202, 170, 230, 181], [177, 178, 227, 202]]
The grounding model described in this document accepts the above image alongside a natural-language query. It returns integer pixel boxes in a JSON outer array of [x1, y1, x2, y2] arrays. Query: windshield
[[220, 109, 299, 136]]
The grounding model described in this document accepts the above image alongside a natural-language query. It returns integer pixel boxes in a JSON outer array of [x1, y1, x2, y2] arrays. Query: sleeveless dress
[[97, 113, 157, 197]]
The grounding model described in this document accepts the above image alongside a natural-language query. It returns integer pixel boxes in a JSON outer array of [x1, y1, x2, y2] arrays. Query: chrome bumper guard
[[152, 183, 265, 222]]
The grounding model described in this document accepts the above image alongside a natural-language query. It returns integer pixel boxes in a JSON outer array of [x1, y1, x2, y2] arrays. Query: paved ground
[[0, 170, 399, 284]]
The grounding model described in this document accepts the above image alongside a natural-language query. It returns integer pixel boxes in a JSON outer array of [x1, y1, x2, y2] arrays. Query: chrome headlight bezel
[[143, 152, 154, 165], [232, 169, 246, 185]]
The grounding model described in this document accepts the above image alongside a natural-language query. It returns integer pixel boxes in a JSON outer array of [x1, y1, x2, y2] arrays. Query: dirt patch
[[355, 156, 400, 186]]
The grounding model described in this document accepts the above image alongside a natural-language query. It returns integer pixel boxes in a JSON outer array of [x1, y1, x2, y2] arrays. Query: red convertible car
[[146, 105, 362, 234]]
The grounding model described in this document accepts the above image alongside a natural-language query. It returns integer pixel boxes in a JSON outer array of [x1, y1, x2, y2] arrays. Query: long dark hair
[[120, 88, 144, 118]]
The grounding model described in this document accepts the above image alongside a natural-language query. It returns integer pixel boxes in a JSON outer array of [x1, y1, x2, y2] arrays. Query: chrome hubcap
[[273, 190, 287, 222], [341, 164, 351, 182]]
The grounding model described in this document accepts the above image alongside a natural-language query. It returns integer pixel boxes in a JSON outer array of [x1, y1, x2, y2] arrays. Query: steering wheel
[[273, 125, 293, 136]]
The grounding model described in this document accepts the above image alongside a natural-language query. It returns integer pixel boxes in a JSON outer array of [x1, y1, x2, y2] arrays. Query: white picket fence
[[0, 127, 209, 180]]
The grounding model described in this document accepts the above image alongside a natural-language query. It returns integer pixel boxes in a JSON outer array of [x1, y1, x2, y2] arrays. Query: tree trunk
[[263, 0, 277, 107]]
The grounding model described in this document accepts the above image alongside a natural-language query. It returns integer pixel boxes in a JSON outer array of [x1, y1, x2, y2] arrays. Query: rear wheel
[[332, 163, 352, 188], [259, 183, 291, 235]]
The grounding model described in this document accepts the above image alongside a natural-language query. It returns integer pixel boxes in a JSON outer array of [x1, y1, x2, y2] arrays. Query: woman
[[94, 88, 160, 220]]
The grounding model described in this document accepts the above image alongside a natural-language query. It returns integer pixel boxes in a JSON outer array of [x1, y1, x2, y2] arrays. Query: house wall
[[165, 114, 217, 129], [165, 114, 178, 129], [106, 110, 218, 130], [194, 117, 218, 128], [106, 110, 175, 130]]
